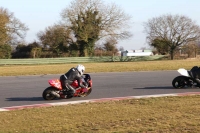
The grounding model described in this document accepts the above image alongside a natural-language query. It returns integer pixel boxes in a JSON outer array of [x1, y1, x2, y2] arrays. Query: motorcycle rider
[[190, 66, 200, 87], [60, 64, 87, 98]]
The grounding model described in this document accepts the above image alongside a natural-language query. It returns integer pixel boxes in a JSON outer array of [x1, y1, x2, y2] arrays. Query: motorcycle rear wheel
[[42, 87, 58, 100], [172, 76, 188, 88]]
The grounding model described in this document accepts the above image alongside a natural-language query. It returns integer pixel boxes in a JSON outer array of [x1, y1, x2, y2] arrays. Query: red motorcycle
[[42, 74, 92, 100]]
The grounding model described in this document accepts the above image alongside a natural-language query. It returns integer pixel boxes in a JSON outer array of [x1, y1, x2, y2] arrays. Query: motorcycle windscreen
[[177, 68, 189, 77]]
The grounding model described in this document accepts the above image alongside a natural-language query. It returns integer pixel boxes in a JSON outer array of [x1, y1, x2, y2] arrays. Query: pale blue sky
[[1, 0, 200, 50]]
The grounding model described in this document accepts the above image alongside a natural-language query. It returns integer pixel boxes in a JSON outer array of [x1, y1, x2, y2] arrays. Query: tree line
[[1, 0, 200, 60]]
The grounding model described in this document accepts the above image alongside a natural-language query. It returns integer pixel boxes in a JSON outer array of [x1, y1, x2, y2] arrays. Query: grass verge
[[0, 59, 200, 76], [1, 96, 200, 133]]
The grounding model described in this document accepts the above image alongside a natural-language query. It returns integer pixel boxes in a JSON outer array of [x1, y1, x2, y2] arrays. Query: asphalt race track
[[0, 71, 199, 108]]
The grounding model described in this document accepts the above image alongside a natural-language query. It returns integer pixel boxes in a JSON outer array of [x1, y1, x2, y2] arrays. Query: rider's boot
[[67, 85, 76, 96], [59, 91, 67, 99]]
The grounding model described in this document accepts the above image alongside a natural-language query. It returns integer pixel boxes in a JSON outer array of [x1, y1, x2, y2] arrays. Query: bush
[[0, 44, 12, 59]]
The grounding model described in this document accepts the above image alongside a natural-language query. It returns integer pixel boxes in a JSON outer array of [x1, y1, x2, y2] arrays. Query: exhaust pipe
[[51, 91, 60, 98]]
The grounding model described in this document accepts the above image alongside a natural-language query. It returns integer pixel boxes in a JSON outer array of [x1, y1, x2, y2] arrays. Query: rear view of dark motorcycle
[[172, 66, 200, 88]]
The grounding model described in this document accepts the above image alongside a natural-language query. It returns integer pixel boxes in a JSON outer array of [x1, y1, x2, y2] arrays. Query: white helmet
[[76, 64, 85, 75]]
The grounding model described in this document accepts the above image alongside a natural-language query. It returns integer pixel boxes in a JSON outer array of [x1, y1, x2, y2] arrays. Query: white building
[[121, 50, 153, 57]]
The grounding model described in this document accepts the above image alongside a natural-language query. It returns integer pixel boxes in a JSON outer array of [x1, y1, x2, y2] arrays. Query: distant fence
[[0, 55, 165, 65]]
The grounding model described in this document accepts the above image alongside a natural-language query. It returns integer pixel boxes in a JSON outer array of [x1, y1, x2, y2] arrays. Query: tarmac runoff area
[[1, 91, 200, 112]]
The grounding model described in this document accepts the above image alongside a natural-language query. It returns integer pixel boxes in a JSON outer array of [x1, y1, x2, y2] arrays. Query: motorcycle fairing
[[177, 68, 190, 77], [73, 87, 89, 97], [48, 79, 62, 90], [71, 80, 79, 88], [88, 80, 92, 87]]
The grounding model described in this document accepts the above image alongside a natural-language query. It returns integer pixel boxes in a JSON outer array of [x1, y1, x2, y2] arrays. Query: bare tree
[[182, 41, 199, 58], [103, 38, 117, 50], [102, 38, 118, 55], [0, 7, 28, 45], [119, 46, 124, 51], [37, 24, 73, 56], [144, 14, 200, 60], [0, 9, 9, 45], [60, 0, 132, 56]]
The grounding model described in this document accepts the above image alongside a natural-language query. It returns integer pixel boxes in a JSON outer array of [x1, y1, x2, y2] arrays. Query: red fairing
[[88, 80, 92, 87], [71, 80, 79, 88], [48, 79, 62, 90]]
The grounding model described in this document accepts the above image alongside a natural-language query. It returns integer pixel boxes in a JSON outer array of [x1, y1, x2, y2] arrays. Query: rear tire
[[42, 87, 58, 100], [172, 76, 188, 88]]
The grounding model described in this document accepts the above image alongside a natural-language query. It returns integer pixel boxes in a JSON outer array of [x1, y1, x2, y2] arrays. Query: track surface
[[0, 71, 199, 110]]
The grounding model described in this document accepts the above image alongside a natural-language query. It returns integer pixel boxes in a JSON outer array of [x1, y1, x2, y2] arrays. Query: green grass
[[0, 59, 200, 76], [1, 96, 200, 133], [1, 59, 200, 133]]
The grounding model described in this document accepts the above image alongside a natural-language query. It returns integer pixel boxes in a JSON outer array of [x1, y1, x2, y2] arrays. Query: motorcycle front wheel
[[78, 87, 92, 97], [172, 76, 188, 88], [42, 87, 58, 100]]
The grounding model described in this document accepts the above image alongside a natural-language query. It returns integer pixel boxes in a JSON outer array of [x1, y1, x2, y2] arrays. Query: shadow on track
[[133, 86, 187, 89], [5, 97, 60, 101]]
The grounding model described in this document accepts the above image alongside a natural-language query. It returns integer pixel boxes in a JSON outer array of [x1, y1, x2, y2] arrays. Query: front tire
[[42, 87, 58, 100], [78, 87, 92, 97], [172, 76, 188, 88]]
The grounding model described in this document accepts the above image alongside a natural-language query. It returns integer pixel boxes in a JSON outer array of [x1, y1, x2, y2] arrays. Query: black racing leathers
[[60, 67, 85, 95], [190, 66, 200, 86]]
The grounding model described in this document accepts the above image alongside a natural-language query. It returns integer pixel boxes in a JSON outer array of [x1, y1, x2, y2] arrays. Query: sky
[[1, 0, 200, 50]]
